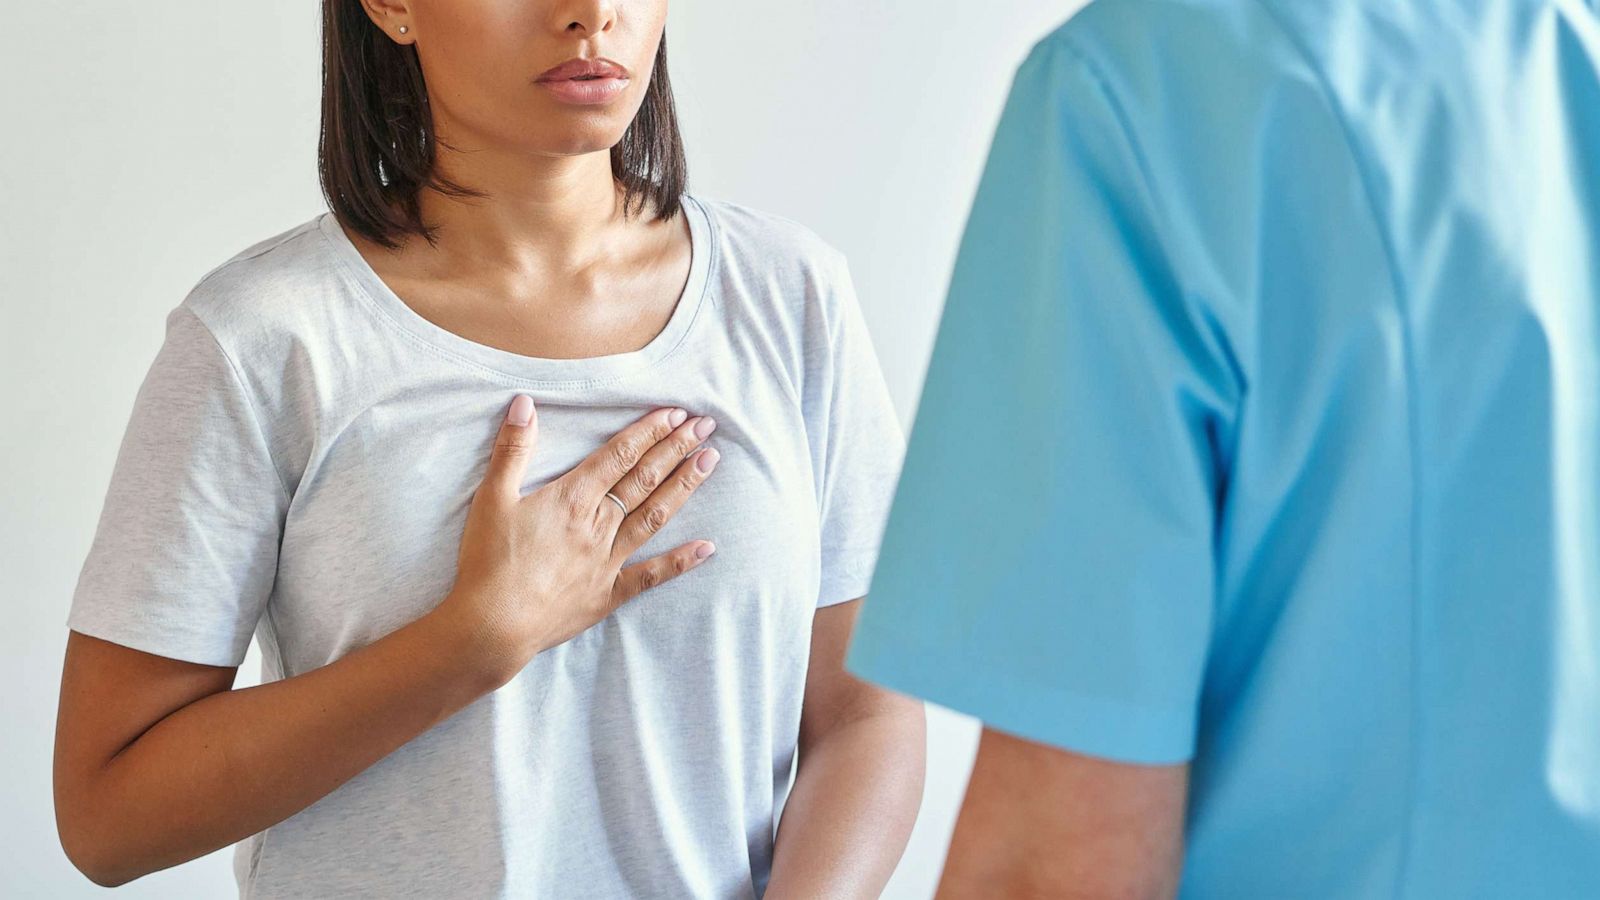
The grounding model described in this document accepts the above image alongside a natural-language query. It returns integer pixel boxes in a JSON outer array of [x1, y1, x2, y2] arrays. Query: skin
[[767, 600, 926, 899], [54, 0, 924, 891], [934, 728, 1189, 900]]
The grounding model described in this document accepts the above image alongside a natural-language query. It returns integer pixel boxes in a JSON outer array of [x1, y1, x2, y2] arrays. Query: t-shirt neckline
[[315, 193, 714, 387]]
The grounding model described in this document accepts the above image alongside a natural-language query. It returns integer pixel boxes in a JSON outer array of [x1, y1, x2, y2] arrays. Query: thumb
[[484, 393, 539, 500]]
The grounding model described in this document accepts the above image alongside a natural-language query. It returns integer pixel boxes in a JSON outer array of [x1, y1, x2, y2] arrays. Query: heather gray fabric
[[65, 193, 906, 898]]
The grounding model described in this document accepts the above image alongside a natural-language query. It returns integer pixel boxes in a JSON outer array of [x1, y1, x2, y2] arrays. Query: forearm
[[765, 705, 925, 899], [62, 598, 504, 885]]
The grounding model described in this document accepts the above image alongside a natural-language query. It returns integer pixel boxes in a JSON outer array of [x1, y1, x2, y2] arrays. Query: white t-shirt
[[65, 193, 907, 898]]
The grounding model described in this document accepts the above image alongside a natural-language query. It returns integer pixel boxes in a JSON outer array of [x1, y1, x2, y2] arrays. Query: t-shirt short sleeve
[[66, 303, 288, 668], [803, 248, 908, 609], [843, 33, 1241, 764]]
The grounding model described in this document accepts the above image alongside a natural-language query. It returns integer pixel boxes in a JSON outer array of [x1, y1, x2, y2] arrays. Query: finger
[[562, 407, 686, 507], [612, 444, 721, 563], [607, 414, 717, 512], [482, 394, 540, 502], [612, 540, 717, 608]]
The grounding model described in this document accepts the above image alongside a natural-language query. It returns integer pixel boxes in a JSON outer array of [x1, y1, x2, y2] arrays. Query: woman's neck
[[412, 146, 634, 282]]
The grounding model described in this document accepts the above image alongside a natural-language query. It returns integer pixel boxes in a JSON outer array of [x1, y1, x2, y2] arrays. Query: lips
[[533, 56, 629, 105], [535, 57, 628, 83]]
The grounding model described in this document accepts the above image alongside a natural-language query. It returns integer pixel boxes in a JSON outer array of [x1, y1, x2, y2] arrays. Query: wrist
[[421, 594, 527, 696]]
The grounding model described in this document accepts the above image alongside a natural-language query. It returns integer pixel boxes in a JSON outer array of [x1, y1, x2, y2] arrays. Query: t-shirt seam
[[800, 245, 852, 568], [176, 304, 294, 505], [315, 198, 721, 390], [690, 194, 842, 413], [1028, 32, 1231, 751], [1046, 32, 1200, 317], [1240, 4, 1424, 894], [1049, 26, 1252, 418], [189, 219, 324, 293]]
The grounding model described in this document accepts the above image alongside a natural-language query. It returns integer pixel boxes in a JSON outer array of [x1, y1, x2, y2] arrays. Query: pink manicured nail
[[695, 542, 716, 559], [668, 408, 688, 427], [694, 416, 717, 439], [696, 447, 720, 473], [507, 394, 533, 426]]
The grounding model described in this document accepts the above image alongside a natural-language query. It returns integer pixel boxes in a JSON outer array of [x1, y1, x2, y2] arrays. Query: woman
[[52, 1, 925, 896]]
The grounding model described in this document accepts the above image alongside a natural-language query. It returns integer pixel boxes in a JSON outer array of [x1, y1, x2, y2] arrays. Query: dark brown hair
[[318, 1, 688, 250]]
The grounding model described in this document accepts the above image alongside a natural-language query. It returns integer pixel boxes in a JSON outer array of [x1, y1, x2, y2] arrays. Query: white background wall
[[1, 1, 1083, 896]]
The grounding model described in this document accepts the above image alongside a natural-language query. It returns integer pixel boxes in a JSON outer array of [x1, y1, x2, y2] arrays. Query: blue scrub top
[[844, 0, 1600, 896]]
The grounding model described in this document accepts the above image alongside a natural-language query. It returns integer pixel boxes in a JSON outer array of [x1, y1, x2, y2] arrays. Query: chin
[[538, 133, 627, 158], [522, 115, 633, 157]]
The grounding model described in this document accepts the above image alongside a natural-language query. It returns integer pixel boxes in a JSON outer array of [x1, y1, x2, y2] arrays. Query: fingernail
[[507, 394, 533, 426], [696, 447, 720, 473], [668, 408, 688, 427], [695, 541, 716, 559], [694, 416, 717, 439]]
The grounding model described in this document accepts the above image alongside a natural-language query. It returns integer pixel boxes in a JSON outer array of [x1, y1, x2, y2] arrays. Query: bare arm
[[765, 598, 927, 899], [53, 605, 497, 887], [935, 727, 1189, 900], [54, 399, 721, 886]]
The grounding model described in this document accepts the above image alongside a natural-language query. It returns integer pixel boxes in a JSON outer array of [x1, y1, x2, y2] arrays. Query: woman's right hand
[[440, 394, 721, 685]]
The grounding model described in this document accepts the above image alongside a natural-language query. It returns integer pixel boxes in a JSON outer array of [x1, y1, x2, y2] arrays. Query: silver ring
[[603, 491, 627, 515]]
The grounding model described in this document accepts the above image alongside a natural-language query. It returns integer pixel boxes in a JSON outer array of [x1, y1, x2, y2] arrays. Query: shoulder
[[1038, 0, 1294, 58], [685, 194, 860, 361], [682, 193, 863, 386], [175, 211, 342, 364], [1001, 0, 1373, 353], [1019, 0, 1327, 116], [1013, 0, 1362, 238], [686, 193, 849, 291], [164, 212, 350, 451]]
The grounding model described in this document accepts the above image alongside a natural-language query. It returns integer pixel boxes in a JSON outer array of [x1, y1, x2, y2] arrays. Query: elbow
[[56, 798, 144, 888], [83, 865, 137, 890], [800, 678, 927, 759], [60, 831, 137, 888]]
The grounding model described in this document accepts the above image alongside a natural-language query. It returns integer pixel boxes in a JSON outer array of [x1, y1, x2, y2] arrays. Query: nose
[[553, 0, 617, 37]]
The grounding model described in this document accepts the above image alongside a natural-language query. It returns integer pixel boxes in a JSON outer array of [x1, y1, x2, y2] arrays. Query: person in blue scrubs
[[844, 0, 1600, 896]]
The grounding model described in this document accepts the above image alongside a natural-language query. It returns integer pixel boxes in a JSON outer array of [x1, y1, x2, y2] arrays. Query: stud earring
[[398, 25, 409, 34]]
